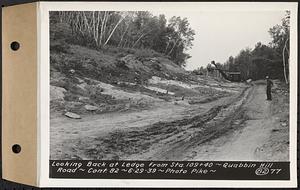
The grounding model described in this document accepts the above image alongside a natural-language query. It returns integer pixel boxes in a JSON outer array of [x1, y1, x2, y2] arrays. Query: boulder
[[84, 105, 99, 111], [69, 69, 75, 74], [76, 77, 85, 84], [50, 86, 66, 101], [246, 79, 252, 83], [79, 97, 90, 101], [281, 122, 288, 127], [117, 54, 142, 70], [77, 82, 87, 91], [69, 83, 87, 96], [65, 112, 81, 119], [173, 100, 190, 106]]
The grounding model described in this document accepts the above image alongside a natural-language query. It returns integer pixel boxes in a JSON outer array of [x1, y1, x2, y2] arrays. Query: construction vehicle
[[211, 61, 241, 82]]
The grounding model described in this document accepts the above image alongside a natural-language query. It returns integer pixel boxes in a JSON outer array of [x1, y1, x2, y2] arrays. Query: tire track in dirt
[[78, 86, 252, 160], [142, 86, 253, 160], [187, 82, 289, 161]]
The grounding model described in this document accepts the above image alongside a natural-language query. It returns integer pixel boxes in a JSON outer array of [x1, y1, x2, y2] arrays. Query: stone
[[76, 77, 85, 84], [281, 122, 288, 127], [79, 97, 90, 101], [246, 79, 252, 83], [77, 83, 87, 91], [65, 112, 81, 119], [50, 86, 66, 101], [69, 69, 75, 74], [84, 105, 99, 111]]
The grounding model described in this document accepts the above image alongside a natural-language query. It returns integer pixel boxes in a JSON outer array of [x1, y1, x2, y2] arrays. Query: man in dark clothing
[[266, 76, 273, 100]]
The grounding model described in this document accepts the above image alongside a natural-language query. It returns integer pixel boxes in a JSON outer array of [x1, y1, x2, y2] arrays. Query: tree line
[[50, 11, 195, 67], [194, 11, 290, 83]]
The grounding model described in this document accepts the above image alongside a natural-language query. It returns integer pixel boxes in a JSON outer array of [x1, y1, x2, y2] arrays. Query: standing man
[[266, 76, 273, 100]]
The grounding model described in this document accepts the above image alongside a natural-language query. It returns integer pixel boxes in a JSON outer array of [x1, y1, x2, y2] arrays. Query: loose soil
[[50, 80, 289, 161]]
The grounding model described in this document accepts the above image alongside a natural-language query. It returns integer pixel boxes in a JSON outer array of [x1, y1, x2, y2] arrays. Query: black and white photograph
[[40, 1, 299, 186], [50, 9, 292, 162], [49, 8, 294, 160], [0, 1, 297, 188]]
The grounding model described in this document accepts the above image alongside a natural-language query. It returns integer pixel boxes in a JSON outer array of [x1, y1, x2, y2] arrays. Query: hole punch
[[12, 144, 21, 154], [10, 41, 20, 51]]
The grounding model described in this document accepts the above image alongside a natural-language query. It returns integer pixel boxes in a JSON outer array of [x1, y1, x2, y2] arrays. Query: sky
[[153, 11, 285, 71]]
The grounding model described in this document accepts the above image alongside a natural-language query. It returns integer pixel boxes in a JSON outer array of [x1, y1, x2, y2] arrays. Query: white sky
[[153, 11, 285, 70]]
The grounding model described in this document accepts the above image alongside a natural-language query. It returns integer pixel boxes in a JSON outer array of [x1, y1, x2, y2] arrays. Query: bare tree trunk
[[164, 42, 170, 54], [99, 11, 108, 47], [288, 58, 290, 82], [122, 39, 127, 48], [132, 34, 145, 48], [282, 38, 289, 84], [95, 12, 101, 47], [167, 39, 179, 55], [102, 12, 109, 45], [92, 12, 96, 39], [132, 29, 152, 48], [104, 16, 125, 46], [118, 24, 129, 47], [58, 12, 65, 23], [82, 12, 91, 34]]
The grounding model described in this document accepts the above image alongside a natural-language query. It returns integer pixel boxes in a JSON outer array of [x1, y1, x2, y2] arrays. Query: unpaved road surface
[[51, 81, 289, 161], [188, 82, 289, 161]]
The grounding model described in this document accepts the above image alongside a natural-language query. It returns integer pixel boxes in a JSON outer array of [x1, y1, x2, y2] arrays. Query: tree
[[166, 17, 195, 55], [192, 66, 206, 75], [152, 15, 168, 53], [204, 12, 290, 82], [57, 11, 128, 48], [165, 16, 195, 66], [234, 48, 252, 80], [51, 11, 195, 67], [269, 11, 290, 83], [219, 41, 284, 81]]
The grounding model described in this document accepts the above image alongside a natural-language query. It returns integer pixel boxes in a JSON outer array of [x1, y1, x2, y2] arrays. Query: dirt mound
[[51, 40, 188, 87]]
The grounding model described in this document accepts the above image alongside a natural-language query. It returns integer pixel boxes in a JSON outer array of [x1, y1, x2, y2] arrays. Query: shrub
[[152, 62, 162, 71], [85, 85, 104, 97], [134, 49, 155, 59], [115, 59, 129, 70], [64, 92, 80, 101], [50, 40, 71, 54]]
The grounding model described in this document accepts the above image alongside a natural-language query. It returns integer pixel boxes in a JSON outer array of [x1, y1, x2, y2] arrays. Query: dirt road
[[51, 82, 289, 161], [188, 82, 289, 161], [50, 92, 238, 159]]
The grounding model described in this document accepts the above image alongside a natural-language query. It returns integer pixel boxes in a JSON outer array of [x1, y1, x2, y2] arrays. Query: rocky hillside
[[50, 23, 242, 119]]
